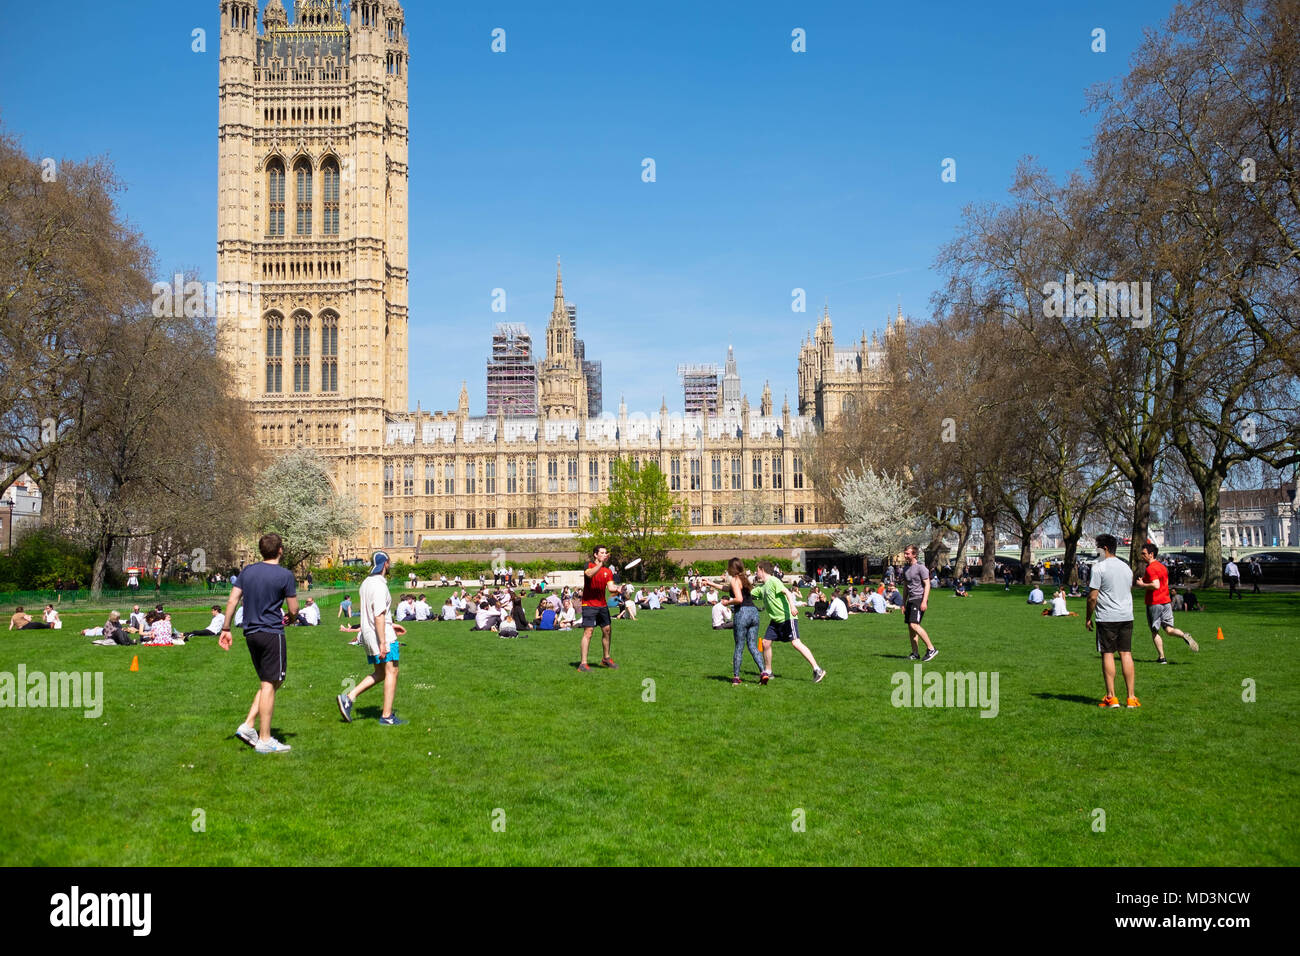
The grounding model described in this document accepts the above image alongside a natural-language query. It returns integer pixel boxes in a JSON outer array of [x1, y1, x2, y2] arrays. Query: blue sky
[[0, 0, 1176, 416]]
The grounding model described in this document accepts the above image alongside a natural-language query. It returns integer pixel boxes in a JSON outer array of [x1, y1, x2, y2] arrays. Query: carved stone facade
[[798, 304, 903, 428], [218, 1, 897, 559]]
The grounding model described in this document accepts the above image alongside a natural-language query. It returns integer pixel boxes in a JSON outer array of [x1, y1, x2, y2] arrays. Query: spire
[[782, 393, 791, 418], [896, 302, 904, 324], [761, 380, 772, 416], [458, 381, 469, 415], [554, 256, 565, 313]]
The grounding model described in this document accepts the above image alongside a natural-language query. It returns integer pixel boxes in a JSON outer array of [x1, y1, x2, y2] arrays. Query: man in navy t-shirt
[[220, 532, 298, 753]]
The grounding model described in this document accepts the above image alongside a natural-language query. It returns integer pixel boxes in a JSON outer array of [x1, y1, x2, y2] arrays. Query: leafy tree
[[249, 449, 360, 572], [831, 465, 926, 562], [577, 458, 688, 577]]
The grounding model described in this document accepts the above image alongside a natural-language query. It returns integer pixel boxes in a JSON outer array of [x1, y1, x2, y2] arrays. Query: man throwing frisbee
[[337, 550, 407, 725], [579, 545, 620, 672]]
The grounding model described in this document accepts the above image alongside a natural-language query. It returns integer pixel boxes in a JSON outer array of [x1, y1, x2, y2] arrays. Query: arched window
[[321, 158, 340, 235], [264, 313, 284, 392], [266, 159, 286, 237], [292, 311, 311, 392], [320, 311, 339, 392], [294, 159, 313, 236]]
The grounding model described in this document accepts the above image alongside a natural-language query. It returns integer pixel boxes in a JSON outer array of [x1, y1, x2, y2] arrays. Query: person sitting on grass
[[1027, 585, 1045, 605], [954, 580, 969, 598], [295, 597, 321, 626], [617, 585, 638, 620], [711, 599, 734, 630], [90, 611, 136, 645], [184, 605, 226, 639], [414, 594, 432, 621], [558, 597, 577, 630], [471, 599, 501, 632], [534, 600, 558, 630], [141, 611, 183, 645], [1183, 590, 1203, 612], [440, 597, 458, 621], [1044, 588, 1078, 617], [338, 594, 353, 619]]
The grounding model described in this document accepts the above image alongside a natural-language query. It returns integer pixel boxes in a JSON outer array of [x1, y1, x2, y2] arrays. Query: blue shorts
[[367, 643, 400, 666]]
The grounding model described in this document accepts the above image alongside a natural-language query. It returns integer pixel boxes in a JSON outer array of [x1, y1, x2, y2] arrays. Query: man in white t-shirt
[[414, 595, 432, 621], [1086, 534, 1137, 708], [337, 551, 406, 725], [647, 590, 662, 610], [1027, 586, 1045, 605], [296, 597, 321, 626], [826, 593, 849, 620], [711, 601, 733, 629], [866, 590, 887, 614]]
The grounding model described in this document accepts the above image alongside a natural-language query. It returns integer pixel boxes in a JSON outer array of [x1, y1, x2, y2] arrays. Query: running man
[[337, 551, 407, 725], [1137, 542, 1197, 663], [902, 545, 937, 662], [578, 545, 620, 672], [753, 560, 825, 684], [1086, 533, 1138, 708], [219, 532, 299, 753]]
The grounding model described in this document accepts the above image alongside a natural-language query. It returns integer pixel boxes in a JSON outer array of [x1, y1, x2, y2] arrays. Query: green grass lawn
[[2, 586, 1296, 866]]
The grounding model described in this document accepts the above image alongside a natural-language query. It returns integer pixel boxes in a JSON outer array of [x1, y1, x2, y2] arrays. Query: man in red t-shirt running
[[1137, 542, 1198, 664], [579, 545, 619, 672]]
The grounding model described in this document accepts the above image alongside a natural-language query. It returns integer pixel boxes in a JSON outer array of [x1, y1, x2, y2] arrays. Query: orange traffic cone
[[1216, 627, 1224, 641], [130, 655, 139, 671]]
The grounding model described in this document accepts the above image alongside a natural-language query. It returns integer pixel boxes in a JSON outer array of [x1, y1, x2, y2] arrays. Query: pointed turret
[[761, 381, 772, 416]]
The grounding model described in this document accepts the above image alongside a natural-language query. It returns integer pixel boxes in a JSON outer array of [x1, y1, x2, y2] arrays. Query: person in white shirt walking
[[337, 551, 407, 726]]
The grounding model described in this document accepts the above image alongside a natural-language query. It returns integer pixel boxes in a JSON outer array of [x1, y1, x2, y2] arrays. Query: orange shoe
[[1126, 697, 1141, 708], [1099, 695, 1120, 708]]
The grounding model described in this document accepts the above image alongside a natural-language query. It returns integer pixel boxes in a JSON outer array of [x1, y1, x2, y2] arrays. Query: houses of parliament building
[[216, 0, 903, 558]]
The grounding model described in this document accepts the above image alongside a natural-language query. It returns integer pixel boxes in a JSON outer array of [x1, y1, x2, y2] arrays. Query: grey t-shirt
[[903, 562, 928, 602], [1088, 556, 1133, 623]]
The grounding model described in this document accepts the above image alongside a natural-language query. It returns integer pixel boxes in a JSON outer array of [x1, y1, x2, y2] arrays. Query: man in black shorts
[[1085, 533, 1138, 708], [219, 532, 299, 752], [578, 545, 619, 672], [901, 546, 937, 662]]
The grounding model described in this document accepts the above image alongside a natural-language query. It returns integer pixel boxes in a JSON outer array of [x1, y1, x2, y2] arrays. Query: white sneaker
[[254, 736, 291, 754], [236, 724, 259, 747]]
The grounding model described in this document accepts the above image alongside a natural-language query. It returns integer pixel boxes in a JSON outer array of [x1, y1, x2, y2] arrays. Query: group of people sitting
[[803, 584, 905, 619], [8, 605, 62, 630], [82, 604, 199, 645]]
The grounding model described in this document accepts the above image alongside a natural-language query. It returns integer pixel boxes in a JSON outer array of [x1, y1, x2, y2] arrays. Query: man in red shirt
[[579, 545, 619, 672], [1137, 542, 1198, 664]]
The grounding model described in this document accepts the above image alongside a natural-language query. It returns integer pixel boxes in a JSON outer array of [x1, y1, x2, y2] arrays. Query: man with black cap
[[337, 550, 407, 725]]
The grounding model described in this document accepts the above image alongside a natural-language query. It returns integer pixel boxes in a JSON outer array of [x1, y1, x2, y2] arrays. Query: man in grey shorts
[[1086, 534, 1138, 708], [1137, 541, 1197, 664]]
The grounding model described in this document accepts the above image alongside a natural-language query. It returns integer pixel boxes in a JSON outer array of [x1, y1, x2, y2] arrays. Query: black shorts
[[1095, 620, 1133, 655], [905, 600, 925, 624], [763, 619, 799, 643], [581, 605, 611, 629], [245, 630, 287, 682]]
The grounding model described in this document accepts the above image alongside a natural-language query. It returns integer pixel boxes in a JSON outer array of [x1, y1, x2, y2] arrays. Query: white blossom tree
[[249, 449, 360, 572], [832, 465, 926, 561]]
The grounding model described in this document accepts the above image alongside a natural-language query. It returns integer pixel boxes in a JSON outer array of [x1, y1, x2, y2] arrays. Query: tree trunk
[[1018, 533, 1033, 585], [952, 515, 972, 571], [1201, 482, 1224, 589], [979, 510, 998, 582], [1128, 475, 1153, 569], [1063, 532, 1081, 586], [90, 533, 114, 599]]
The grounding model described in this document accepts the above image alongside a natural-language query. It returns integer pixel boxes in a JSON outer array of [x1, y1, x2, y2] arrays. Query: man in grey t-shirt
[[901, 545, 937, 662], [1086, 534, 1137, 708]]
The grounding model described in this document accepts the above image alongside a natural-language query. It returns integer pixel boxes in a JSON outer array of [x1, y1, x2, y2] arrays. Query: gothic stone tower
[[217, 0, 409, 546], [538, 260, 589, 420]]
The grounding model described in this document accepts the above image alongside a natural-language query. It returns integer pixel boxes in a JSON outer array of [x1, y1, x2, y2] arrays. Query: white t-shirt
[[440, 603, 457, 620], [1088, 556, 1134, 623], [558, 606, 576, 627], [1225, 561, 1239, 579], [359, 574, 396, 656], [648, 592, 661, 610], [300, 602, 321, 626], [711, 602, 732, 627], [866, 592, 886, 613], [475, 605, 499, 630], [233, 606, 244, 627], [414, 599, 431, 621], [395, 599, 416, 622], [827, 597, 848, 620], [1028, 588, 1044, 604], [207, 612, 226, 632], [1051, 595, 1068, 617]]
